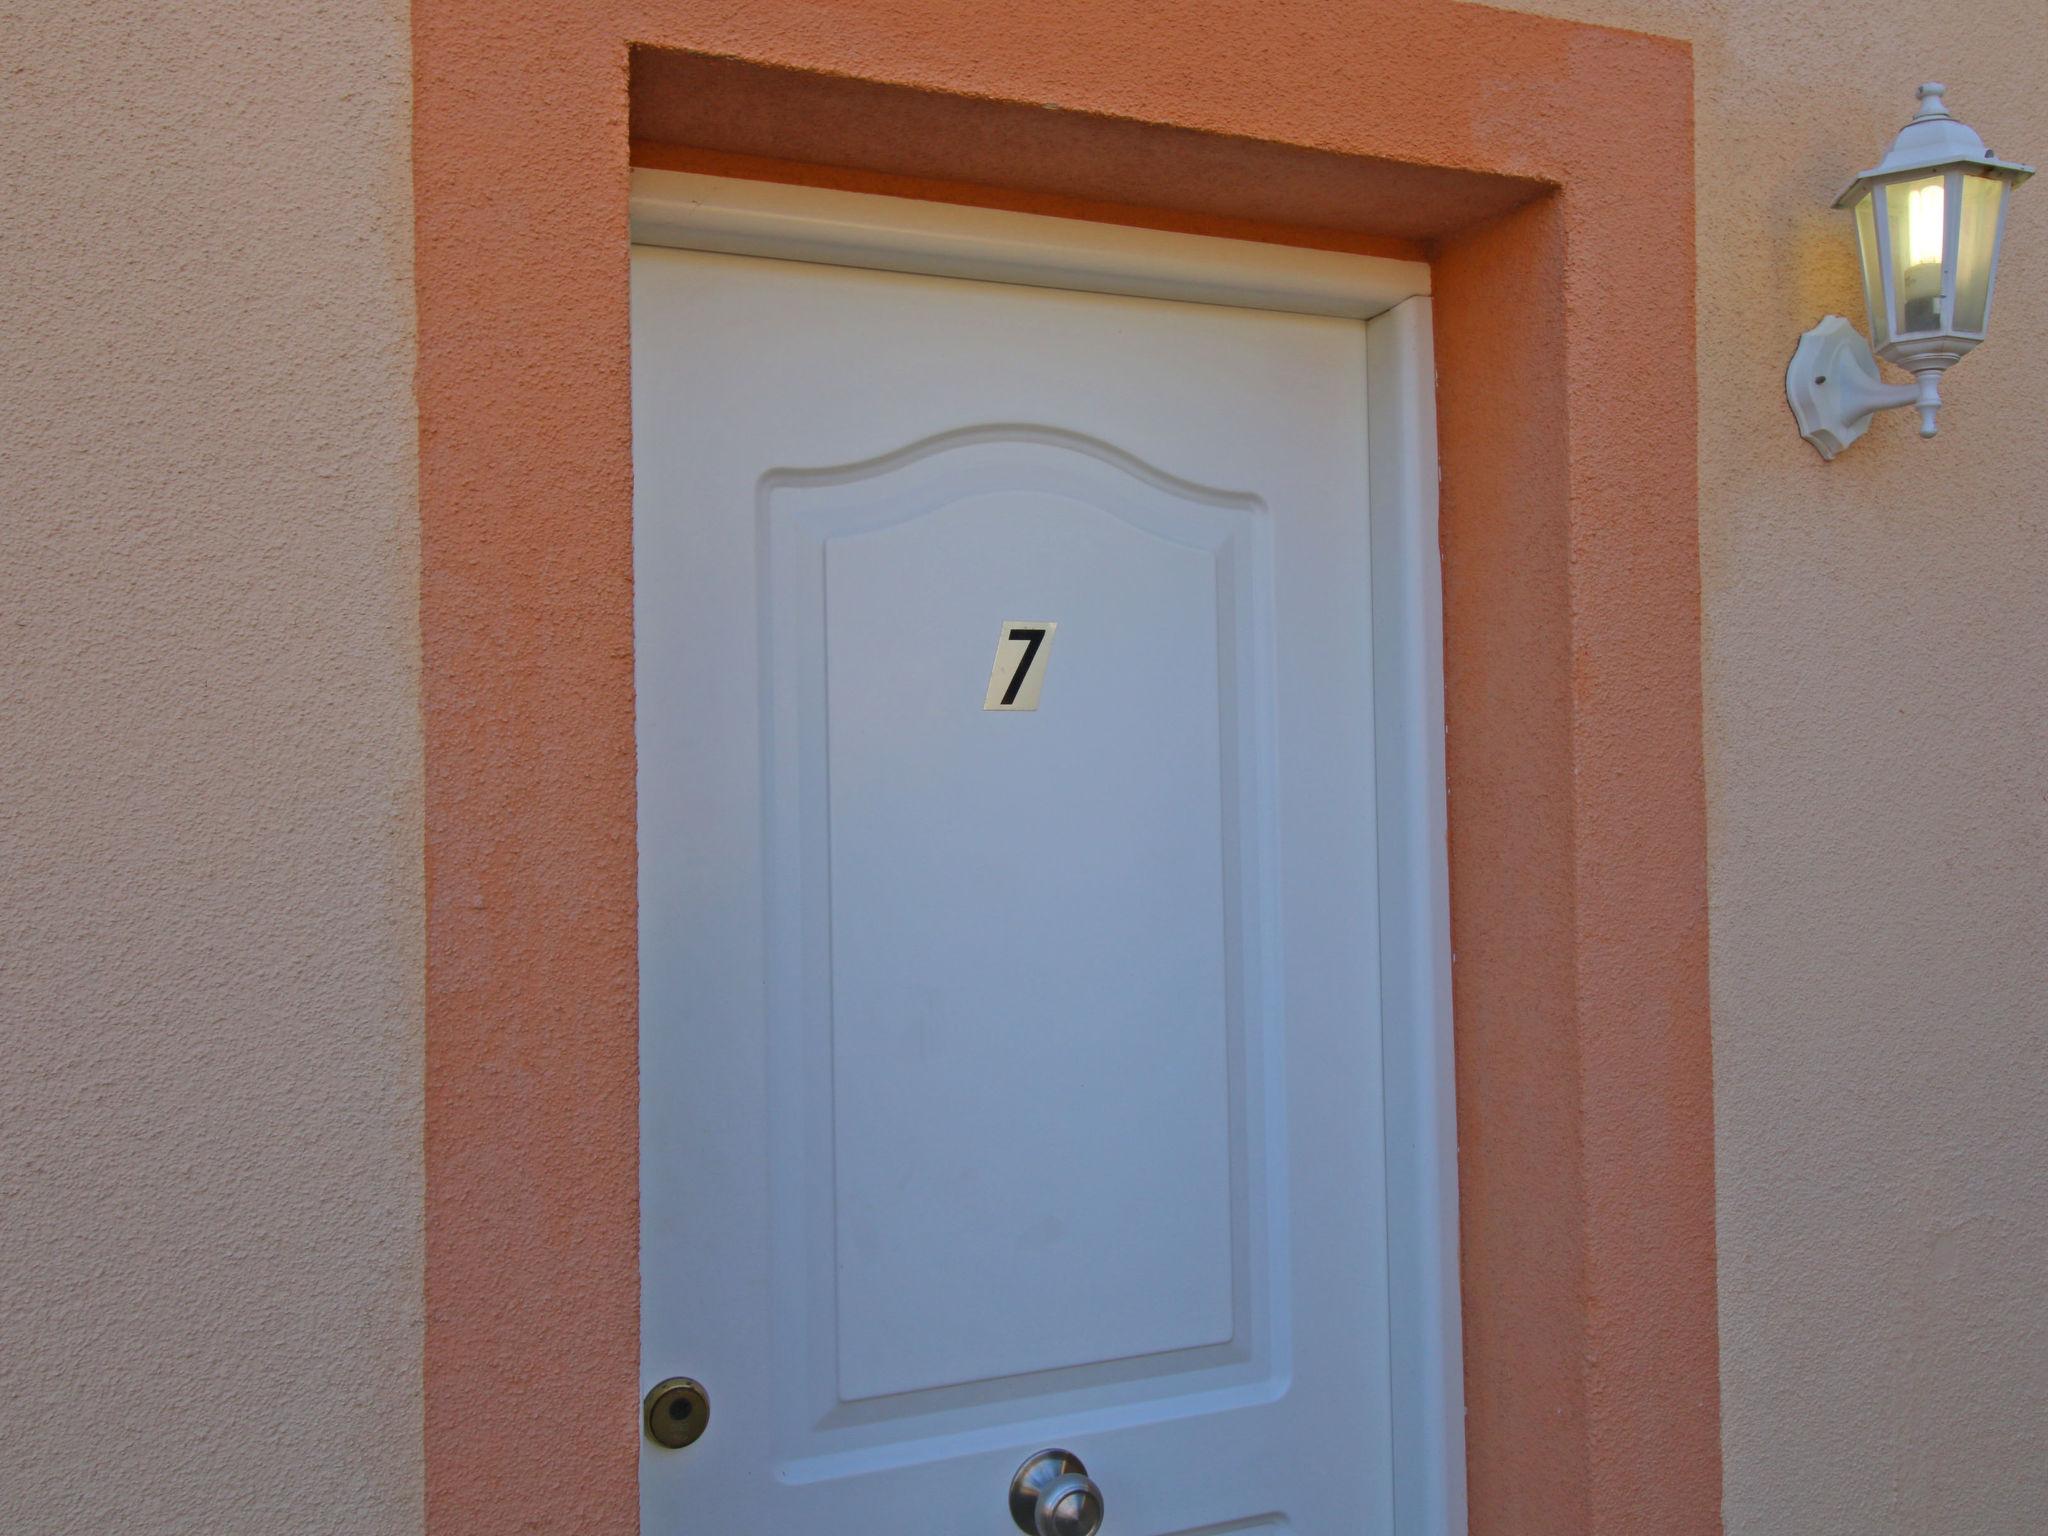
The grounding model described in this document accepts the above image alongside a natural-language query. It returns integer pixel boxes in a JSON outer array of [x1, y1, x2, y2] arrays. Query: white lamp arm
[[1787, 316, 1943, 460]]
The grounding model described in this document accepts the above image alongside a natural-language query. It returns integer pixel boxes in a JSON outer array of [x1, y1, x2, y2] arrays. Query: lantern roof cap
[[1835, 83, 2034, 208]]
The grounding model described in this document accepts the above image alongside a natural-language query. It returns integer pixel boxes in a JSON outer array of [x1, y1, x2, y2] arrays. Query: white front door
[[633, 229, 1418, 1534]]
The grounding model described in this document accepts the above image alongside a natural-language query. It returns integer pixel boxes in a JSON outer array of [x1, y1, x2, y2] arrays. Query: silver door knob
[[1010, 1449, 1105, 1536]]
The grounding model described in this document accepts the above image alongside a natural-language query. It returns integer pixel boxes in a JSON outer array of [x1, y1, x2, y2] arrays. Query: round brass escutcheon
[[643, 1377, 710, 1450]]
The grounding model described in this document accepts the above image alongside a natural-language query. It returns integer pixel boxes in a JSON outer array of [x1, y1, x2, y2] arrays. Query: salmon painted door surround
[[414, 4, 1716, 1534]]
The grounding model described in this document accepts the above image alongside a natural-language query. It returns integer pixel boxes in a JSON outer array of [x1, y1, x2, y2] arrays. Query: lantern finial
[[1914, 83, 1950, 121]]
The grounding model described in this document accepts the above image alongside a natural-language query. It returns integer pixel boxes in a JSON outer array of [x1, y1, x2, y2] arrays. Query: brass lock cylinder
[[643, 1377, 710, 1449]]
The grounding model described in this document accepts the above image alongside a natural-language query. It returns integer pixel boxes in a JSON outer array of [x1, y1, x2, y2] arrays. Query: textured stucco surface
[[7, 0, 2044, 1533], [1484, 2, 2048, 1531], [0, 3, 424, 1532]]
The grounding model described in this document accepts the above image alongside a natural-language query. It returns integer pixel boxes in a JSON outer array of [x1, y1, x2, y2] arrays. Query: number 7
[[983, 622, 1057, 711], [999, 627, 1047, 706]]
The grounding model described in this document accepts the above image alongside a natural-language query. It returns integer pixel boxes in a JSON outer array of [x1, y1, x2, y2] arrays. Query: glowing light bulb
[[1907, 181, 1946, 267]]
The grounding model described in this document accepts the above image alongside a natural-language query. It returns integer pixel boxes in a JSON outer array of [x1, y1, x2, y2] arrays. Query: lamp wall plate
[[1787, 315, 1926, 460]]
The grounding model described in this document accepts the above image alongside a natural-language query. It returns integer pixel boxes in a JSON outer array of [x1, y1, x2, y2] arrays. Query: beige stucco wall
[[0, 2, 424, 1532], [5, 2, 2045, 1534], [1489, 1, 2048, 1530]]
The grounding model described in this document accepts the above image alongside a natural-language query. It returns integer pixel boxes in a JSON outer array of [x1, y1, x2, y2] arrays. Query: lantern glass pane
[[1884, 174, 1948, 334], [1952, 170, 2006, 335], [1852, 191, 1890, 348]]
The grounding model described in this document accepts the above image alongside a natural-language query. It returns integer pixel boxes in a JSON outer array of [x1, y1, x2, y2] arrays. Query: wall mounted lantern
[[1788, 84, 2032, 459]]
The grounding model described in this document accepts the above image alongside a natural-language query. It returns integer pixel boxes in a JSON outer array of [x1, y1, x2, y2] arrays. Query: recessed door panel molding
[[759, 428, 1281, 1447], [634, 193, 1457, 1535]]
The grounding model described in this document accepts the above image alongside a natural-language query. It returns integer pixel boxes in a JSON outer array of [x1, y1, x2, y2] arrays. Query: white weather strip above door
[[629, 168, 1430, 319]]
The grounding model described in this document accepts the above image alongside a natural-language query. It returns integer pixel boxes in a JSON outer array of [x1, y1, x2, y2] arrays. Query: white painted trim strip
[[630, 168, 1430, 319], [1366, 296, 1466, 1536]]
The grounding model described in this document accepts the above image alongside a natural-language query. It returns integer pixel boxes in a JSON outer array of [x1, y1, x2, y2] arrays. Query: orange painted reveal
[[414, 3, 1716, 1533], [627, 50, 1547, 247], [1433, 191, 1591, 1526]]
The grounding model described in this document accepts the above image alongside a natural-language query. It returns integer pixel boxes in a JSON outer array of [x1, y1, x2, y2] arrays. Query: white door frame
[[629, 167, 1464, 1536]]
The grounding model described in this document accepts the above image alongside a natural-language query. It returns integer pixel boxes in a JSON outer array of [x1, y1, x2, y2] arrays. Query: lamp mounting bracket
[[1787, 315, 1938, 460]]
